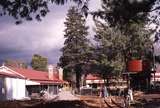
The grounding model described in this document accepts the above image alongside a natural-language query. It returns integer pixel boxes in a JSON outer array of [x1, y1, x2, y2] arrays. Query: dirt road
[[57, 91, 79, 101]]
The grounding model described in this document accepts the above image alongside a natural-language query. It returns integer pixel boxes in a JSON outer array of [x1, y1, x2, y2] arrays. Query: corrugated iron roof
[[0, 66, 65, 84]]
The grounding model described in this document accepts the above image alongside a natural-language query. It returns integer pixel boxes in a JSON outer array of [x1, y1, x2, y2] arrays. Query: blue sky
[[0, 1, 101, 65]]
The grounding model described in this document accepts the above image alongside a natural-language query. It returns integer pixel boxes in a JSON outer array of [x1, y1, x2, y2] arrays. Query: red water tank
[[127, 60, 143, 72]]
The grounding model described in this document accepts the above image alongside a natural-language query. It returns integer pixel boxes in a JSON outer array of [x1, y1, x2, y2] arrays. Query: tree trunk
[[75, 65, 82, 93], [76, 71, 80, 91]]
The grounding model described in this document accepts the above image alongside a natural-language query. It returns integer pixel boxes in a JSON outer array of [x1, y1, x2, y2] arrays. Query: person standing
[[104, 86, 109, 97], [100, 85, 104, 98]]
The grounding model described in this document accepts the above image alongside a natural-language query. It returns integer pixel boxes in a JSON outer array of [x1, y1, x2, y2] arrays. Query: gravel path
[[57, 91, 79, 101]]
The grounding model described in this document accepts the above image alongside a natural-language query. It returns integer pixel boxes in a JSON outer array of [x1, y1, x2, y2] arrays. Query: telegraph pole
[[152, 31, 160, 89], [151, 42, 156, 89]]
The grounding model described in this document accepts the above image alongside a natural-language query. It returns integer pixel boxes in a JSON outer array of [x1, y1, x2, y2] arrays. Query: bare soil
[[0, 100, 86, 108], [0, 92, 160, 108]]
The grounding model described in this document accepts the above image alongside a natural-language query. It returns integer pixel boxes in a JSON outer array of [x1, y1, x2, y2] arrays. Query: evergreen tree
[[93, 7, 153, 81], [93, 0, 158, 27], [59, 6, 90, 90], [92, 20, 126, 83]]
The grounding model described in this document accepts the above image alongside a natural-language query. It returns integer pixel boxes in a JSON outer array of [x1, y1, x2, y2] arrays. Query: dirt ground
[[0, 96, 127, 108], [132, 93, 160, 108], [0, 92, 160, 108], [0, 100, 87, 108]]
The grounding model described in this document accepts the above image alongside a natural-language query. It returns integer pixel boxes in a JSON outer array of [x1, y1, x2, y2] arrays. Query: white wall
[[5, 77, 26, 100], [26, 80, 40, 85]]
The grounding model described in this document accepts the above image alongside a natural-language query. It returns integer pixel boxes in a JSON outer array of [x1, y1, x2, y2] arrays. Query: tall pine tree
[[59, 6, 90, 90], [92, 20, 126, 83]]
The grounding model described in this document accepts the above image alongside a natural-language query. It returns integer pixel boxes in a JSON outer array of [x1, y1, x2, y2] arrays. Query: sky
[[0, 0, 160, 66], [0, 0, 101, 65]]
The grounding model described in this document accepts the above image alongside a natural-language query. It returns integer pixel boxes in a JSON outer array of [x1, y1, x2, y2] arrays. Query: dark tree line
[[4, 54, 48, 71]]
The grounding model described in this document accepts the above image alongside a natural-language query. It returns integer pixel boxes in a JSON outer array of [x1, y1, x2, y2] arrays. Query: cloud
[[0, 1, 101, 65], [0, 11, 66, 64]]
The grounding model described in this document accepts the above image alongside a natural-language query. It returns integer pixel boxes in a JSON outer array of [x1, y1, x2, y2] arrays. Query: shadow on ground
[[132, 98, 160, 108], [0, 100, 89, 108]]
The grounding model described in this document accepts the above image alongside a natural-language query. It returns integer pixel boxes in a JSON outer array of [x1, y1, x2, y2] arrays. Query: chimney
[[58, 67, 63, 80], [48, 65, 54, 80]]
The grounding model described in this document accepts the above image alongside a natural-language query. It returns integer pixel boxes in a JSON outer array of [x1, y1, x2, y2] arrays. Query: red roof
[[86, 74, 102, 80], [9, 67, 65, 84], [11, 67, 50, 80]]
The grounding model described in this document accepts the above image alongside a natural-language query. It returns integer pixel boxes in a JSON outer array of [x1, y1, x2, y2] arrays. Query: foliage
[[31, 54, 48, 71], [59, 6, 90, 88], [91, 0, 160, 44], [93, 20, 126, 79], [0, 0, 85, 24], [0, 0, 159, 25], [92, 0, 158, 27], [92, 5, 153, 79], [124, 22, 153, 60], [4, 59, 28, 68]]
